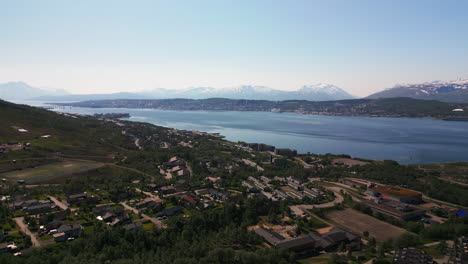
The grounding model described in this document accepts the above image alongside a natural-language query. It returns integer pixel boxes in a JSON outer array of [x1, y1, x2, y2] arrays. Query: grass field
[[1, 160, 104, 183], [325, 208, 407, 242]]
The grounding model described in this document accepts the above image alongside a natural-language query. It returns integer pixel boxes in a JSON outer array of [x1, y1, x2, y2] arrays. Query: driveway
[[48, 195, 69, 210], [120, 202, 165, 228], [13, 217, 41, 247]]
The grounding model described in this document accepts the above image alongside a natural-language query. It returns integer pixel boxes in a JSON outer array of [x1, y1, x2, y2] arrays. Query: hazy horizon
[[2, 0, 468, 97]]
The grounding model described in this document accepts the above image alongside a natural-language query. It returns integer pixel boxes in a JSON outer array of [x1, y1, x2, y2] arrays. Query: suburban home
[[23, 202, 55, 214], [123, 222, 143, 232], [155, 207, 182, 218], [54, 224, 83, 242], [159, 186, 176, 195]]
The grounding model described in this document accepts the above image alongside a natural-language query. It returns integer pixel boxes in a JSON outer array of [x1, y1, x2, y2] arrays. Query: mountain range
[[0, 82, 355, 102], [4, 79, 468, 103], [366, 79, 468, 103], [0, 82, 68, 100]]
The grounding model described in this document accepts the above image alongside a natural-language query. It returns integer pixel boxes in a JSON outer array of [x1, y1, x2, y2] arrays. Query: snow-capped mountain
[[7, 81, 354, 102], [367, 79, 468, 103], [295, 84, 355, 101], [144, 84, 355, 101], [0, 82, 69, 100]]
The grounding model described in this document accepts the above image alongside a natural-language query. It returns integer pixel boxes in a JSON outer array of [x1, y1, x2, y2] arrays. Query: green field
[[0, 160, 104, 183]]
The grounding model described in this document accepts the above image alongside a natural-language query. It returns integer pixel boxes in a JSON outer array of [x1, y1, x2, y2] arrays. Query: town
[[1, 100, 468, 264]]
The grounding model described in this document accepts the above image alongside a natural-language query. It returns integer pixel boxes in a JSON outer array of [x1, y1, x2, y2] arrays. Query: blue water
[[14, 100, 468, 164]]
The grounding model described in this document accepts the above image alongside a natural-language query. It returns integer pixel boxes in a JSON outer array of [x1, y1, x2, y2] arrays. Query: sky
[[1, 0, 468, 97]]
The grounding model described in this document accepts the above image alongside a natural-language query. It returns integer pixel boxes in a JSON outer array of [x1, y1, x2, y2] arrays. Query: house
[[182, 196, 200, 207], [39, 210, 67, 225], [141, 201, 164, 211], [260, 176, 272, 184], [273, 190, 291, 200], [206, 188, 229, 200], [155, 207, 182, 218], [53, 232, 67, 242], [205, 177, 222, 184], [159, 186, 176, 195], [123, 222, 143, 232], [393, 248, 434, 264], [162, 157, 186, 169], [274, 148, 297, 157], [242, 181, 259, 193], [23, 202, 55, 214], [67, 193, 97, 206], [289, 190, 307, 200], [303, 188, 323, 199], [254, 227, 285, 246], [56, 224, 83, 240]]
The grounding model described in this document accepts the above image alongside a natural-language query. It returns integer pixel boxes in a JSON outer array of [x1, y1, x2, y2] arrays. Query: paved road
[[13, 217, 41, 247], [48, 195, 69, 210], [120, 202, 165, 228]]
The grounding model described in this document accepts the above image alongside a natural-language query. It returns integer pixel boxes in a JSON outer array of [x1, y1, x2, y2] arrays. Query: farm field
[[325, 208, 407, 242], [0, 160, 104, 183]]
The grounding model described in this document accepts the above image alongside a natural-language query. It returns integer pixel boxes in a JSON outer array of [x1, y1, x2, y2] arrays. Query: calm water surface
[[16, 101, 468, 164]]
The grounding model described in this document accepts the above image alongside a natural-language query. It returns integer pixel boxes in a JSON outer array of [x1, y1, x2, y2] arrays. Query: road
[[120, 202, 165, 228], [13, 217, 41, 247], [135, 188, 163, 202], [48, 195, 69, 210]]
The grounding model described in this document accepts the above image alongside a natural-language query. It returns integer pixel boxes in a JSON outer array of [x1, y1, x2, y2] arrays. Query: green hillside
[[0, 99, 128, 158]]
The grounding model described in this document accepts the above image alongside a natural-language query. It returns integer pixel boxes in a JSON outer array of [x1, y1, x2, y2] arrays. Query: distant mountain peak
[[367, 79, 468, 103]]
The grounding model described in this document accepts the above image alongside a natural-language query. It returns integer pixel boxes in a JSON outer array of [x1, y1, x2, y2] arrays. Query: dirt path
[[120, 202, 165, 228], [13, 217, 41, 247]]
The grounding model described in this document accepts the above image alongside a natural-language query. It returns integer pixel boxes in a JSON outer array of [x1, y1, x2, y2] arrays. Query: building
[[67, 193, 97, 205], [255, 226, 360, 258], [370, 185, 422, 204], [254, 227, 285, 246], [340, 178, 368, 189], [23, 202, 54, 214], [288, 190, 307, 200], [362, 199, 426, 220], [393, 248, 434, 264], [273, 190, 291, 200], [261, 176, 272, 184], [303, 188, 323, 199], [156, 207, 182, 218], [258, 143, 275, 152], [123, 222, 143, 232], [242, 181, 259, 193], [159, 186, 176, 195], [57, 224, 83, 239], [275, 148, 297, 157]]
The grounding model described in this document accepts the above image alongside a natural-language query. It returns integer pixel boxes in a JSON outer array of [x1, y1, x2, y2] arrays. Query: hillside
[[0, 99, 129, 157], [367, 80, 468, 103], [53, 97, 468, 119]]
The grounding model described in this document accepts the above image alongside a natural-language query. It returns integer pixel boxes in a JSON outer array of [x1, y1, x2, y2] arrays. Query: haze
[[1, 0, 468, 97]]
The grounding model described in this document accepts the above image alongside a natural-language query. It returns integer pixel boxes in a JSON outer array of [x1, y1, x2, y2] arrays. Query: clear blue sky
[[1, 0, 468, 96]]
